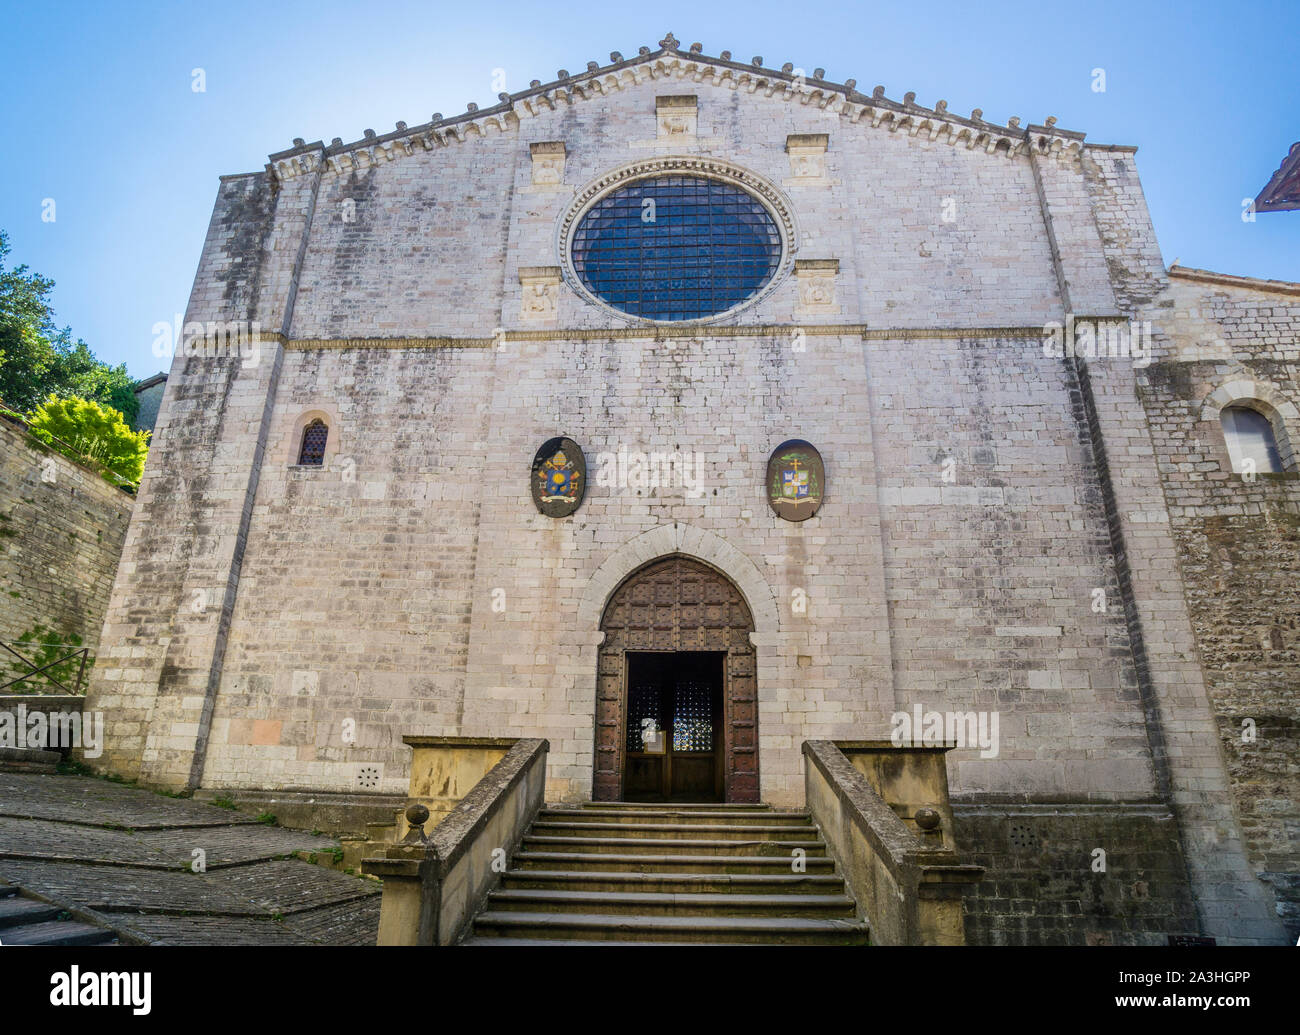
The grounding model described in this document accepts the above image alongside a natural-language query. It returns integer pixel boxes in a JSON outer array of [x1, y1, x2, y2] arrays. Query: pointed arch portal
[[594, 555, 759, 803]]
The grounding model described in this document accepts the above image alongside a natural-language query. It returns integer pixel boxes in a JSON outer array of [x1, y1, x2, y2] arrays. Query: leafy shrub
[[27, 394, 149, 488]]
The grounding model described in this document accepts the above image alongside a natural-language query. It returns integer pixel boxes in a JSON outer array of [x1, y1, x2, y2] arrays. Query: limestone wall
[[1134, 272, 1300, 941], [0, 417, 133, 669], [83, 48, 1294, 943]]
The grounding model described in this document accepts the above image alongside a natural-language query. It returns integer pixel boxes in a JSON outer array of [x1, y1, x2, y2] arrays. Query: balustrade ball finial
[[401, 802, 432, 846]]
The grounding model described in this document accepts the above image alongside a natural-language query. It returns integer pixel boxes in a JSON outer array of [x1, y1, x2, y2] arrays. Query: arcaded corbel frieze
[[293, 38, 1094, 180], [268, 147, 325, 183]]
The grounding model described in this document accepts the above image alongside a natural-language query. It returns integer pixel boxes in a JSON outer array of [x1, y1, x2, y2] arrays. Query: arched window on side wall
[[1220, 405, 1283, 474], [297, 419, 328, 466]]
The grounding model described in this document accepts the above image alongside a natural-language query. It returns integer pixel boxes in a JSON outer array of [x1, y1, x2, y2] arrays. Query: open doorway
[[622, 651, 724, 802]]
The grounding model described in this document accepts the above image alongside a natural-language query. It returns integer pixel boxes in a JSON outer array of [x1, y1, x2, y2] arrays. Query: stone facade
[[0, 417, 134, 665], [1132, 268, 1300, 940], [83, 38, 1295, 944]]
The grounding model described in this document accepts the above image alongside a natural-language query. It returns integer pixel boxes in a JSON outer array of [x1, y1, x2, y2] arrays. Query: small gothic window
[[1221, 405, 1283, 474], [297, 419, 328, 466]]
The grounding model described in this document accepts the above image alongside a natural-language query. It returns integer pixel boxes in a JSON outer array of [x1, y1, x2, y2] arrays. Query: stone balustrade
[[803, 739, 983, 945]]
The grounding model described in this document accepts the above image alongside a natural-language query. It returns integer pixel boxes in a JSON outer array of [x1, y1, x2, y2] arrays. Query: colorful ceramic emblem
[[766, 439, 824, 521], [531, 437, 586, 517]]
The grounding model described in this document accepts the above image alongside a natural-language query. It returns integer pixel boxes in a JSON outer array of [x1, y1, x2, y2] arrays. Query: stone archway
[[594, 554, 759, 803]]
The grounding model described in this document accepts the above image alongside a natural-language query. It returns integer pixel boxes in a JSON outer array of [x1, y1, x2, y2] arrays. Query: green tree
[[0, 231, 59, 410], [0, 230, 139, 422], [48, 334, 139, 424], [28, 395, 150, 488]]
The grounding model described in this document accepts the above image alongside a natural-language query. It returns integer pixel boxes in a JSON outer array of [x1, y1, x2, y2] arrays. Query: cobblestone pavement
[[0, 773, 380, 945]]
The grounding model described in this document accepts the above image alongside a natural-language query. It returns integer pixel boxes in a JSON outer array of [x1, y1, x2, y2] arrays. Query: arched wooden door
[[594, 555, 759, 803]]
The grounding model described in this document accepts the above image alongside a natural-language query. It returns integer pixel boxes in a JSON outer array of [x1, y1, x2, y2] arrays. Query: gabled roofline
[[1254, 141, 1300, 212], [1169, 264, 1300, 297], [134, 372, 167, 391], [263, 31, 1105, 181]]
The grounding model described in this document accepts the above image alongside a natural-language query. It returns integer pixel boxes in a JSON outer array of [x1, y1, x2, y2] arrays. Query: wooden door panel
[[596, 556, 758, 803]]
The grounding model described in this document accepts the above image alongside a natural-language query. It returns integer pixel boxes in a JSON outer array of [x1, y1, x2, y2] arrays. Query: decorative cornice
[[272, 325, 1051, 350], [265, 33, 1093, 183]]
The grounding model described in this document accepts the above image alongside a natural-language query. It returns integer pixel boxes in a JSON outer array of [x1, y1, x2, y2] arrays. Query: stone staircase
[[464, 801, 871, 945], [0, 883, 116, 946], [0, 746, 62, 775]]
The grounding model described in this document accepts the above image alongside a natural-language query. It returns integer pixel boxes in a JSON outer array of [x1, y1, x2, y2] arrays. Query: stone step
[[541, 807, 812, 827], [501, 869, 844, 894], [521, 835, 826, 858], [486, 888, 857, 919], [0, 920, 117, 946], [0, 896, 60, 929], [578, 801, 773, 810], [512, 851, 837, 874], [529, 820, 821, 842], [463, 937, 751, 946], [471, 910, 870, 945], [364, 821, 398, 843], [0, 746, 61, 775]]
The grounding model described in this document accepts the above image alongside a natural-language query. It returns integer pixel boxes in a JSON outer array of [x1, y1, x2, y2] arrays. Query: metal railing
[[0, 641, 91, 695]]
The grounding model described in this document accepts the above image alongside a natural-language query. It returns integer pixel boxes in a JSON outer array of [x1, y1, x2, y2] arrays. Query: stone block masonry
[[0, 417, 133, 663], [82, 40, 1296, 944]]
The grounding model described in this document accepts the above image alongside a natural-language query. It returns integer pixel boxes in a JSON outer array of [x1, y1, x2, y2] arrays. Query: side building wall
[[1136, 271, 1300, 942], [0, 417, 133, 676]]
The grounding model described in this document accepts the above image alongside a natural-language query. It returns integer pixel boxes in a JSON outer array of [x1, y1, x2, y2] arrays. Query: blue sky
[[1, 0, 1295, 378]]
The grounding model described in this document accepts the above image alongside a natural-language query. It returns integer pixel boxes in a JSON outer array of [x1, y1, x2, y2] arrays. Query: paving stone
[[0, 860, 253, 914], [0, 816, 173, 867], [121, 915, 310, 946], [279, 896, 382, 946], [0, 773, 260, 829], [205, 860, 380, 914], [0, 776, 380, 945], [133, 823, 340, 868]]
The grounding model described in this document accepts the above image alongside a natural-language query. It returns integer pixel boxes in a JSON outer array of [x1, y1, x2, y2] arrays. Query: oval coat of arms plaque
[[531, 437, 587, 517], [766, 439, 824, 521]]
